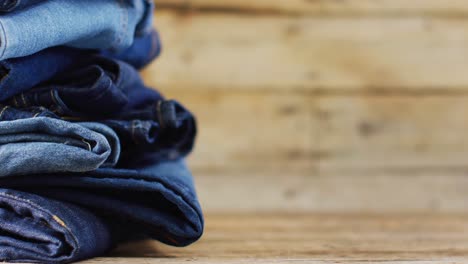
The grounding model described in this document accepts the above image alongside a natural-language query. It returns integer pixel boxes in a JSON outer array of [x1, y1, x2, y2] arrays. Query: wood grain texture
[[163, 91, 468, 171], [166, 91, 314, 170], [316, 95, 468, 171], [193, 170, 468, 213], [154, 91, 468, 213], [145, 11, 468, 92], [155, 0, 468, 16], [80, 214, 468, 263]]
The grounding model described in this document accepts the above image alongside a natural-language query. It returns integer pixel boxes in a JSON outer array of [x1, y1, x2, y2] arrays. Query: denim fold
[[103, 28, 161, 70], [7, 56, 196, 160], [0, 47, 89, 101], [0, 0, 153, 60], [0, 28, 161, 101], [0, 159, 204, 253], [0, 116, 120, 177], [0, 188, 113, 263]]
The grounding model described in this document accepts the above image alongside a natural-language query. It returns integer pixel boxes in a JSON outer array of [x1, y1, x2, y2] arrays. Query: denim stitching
[[0, 105, 8, 119], [2, 0, 20, 12], [50, 89, 66, 116], [50, 89, 57, 105], [157, 100, 165, 129], [81, 139, 92, 152], [12, 95, 18, 107], [0, 192, 80, 256], [20, 93, 27, 107]]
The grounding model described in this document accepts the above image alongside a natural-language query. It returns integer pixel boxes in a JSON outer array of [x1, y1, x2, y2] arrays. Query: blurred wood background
[[141, 1, 468, 214]]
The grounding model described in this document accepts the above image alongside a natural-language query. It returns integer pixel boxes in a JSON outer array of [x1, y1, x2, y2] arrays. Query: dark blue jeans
[[0, 188, 113, 263], [0, 29, 161, 101], [4, 56, 195, 161], [0, 158, 203, 263]]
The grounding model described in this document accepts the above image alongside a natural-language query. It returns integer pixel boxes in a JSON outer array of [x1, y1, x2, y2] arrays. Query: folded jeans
[[0, 158, 204, 263], [0, 28, 160, 101], [7, 56, 196, 160], [0, 0, 153, 60], [0, 116, 120, 177], [0, 188, 113, 263]]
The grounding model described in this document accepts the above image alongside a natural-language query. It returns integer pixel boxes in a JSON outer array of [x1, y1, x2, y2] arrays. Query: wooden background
[[142, 0, 468, 214]]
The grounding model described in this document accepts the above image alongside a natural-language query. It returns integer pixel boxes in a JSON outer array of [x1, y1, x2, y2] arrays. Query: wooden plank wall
[[143, 1, 468, 213]]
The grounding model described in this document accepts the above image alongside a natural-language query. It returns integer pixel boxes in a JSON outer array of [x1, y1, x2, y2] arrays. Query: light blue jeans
[[0, 117, 120, 177], [0, 0, 154, 60]]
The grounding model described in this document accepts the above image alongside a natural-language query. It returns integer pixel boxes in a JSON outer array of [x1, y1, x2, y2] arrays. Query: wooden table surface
[[81, 213, 468, 263]]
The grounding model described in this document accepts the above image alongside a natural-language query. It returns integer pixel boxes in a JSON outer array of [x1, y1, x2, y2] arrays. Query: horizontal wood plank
[[193, 170, 468, 213], [316, 95, 468, 171], [145, 12, 468, 92], [164, 91, 468, 171], [155, 0, 468, 16], [151, 91, 468, 213], [82, 214, 468, 263], [166, 91, 314, 171]]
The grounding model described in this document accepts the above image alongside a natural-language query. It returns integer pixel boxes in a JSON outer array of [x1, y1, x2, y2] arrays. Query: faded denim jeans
[[0, 158, 204, 263], [0, 113, 120, 177], [0, 0, 154, 60]]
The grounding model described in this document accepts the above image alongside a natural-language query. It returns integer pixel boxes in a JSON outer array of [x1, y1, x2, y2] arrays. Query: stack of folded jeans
[[0, 1, 204, 263]]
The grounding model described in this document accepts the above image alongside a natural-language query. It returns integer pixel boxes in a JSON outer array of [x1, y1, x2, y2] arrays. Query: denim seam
[[81, 138, 92, 152], [156, 100, 165, 129], [0, 19, 7, 59], [20, 93, 27, 106], [50, 89, 67, 116], [50, 89, 82, 117], [135, 0, 153, 37], [12, 96, 19, 107], [0, 192, 80, 257], [0, 105, 8, 119], [2, 0, 20, 12]]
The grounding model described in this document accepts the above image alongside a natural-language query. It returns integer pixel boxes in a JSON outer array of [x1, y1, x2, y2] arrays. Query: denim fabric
[[0, 188, 113, 263], [134, 0, 154, 38], [0, 116, 120, 177], [11, 56, 161, 117], [0, 0, 153, 60], [0, 30, 161, 101], [103, 28, 161, 69], [8, 56, 196, 160], [0, 47, 91, 101], [0, 0, 43, 12], [0, 159, 204, 250]]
